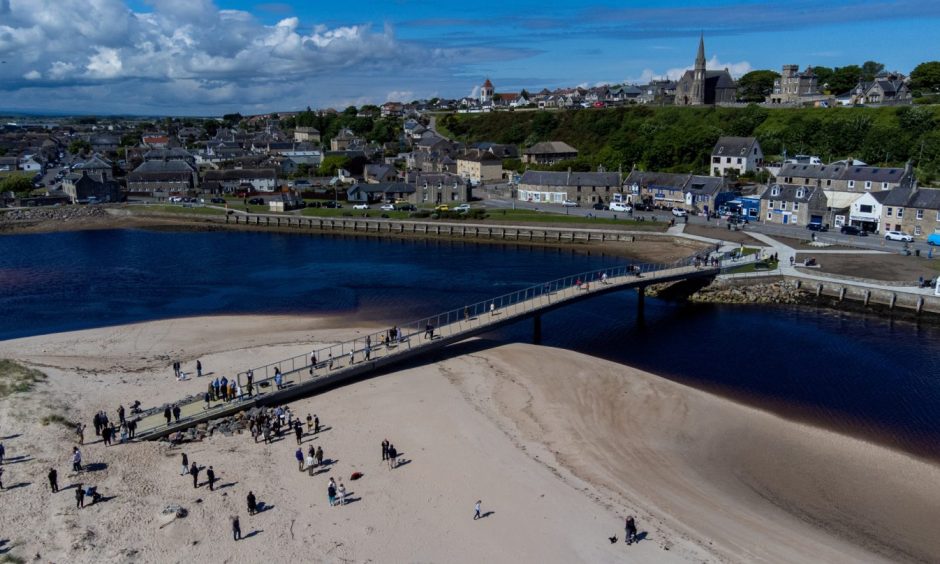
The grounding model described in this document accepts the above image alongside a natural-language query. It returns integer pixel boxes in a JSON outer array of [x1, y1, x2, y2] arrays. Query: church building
[[674, 35, 737, 106]]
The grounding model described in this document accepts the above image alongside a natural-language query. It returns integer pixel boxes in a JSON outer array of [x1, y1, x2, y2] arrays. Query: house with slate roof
[[522, 141, 578, 165], [346, 181, 415, 204], [518, 169, 622, 207], [778, 161, 915, 212], [880, 186, 940, 240], [710, 137, 763, 177], [759, 183, 828, 227]]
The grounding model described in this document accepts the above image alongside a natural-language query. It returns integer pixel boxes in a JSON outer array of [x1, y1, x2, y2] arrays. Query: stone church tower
[[480, 78, 494, 104]]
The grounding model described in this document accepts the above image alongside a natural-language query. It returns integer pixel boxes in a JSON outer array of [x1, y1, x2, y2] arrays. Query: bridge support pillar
[[917, 297, 924, 314], [864, 290, 871, 306], [890, 293, 897, 309], [637, 286, 646, 320], [533, 314, 542, 345]]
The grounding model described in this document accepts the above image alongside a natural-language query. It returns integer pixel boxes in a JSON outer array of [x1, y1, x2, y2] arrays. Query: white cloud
[[386, 90, 413, 102], [0, 0, 502, 113], [625, 57, 752, 84]]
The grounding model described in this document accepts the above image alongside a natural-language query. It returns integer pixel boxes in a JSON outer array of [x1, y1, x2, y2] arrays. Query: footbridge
[[134, 252, 751, 440]]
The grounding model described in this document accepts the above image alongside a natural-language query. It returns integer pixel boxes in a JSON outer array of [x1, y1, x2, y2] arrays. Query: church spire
[[695, 32, 705, 70]]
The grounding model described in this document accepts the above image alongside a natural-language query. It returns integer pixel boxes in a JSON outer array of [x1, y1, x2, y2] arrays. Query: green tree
[[68, 139, 92, 156], [736, 70, 779, 102], [120, 133, 139, 147], [222, 113, 242, 127], [203, 119, 220, 137], [814, 66, 834, 92], [0, 174, 34, 197], [828, 65, 863, 95], [861, 60, 885, 82], [343, 106, 358, 116], [319, 155, 351, 176], [911, 61, 940, 93]]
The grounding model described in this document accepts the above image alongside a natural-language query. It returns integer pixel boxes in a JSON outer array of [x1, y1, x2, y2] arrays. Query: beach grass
[[0, 359, 46, 397], [128, 204, 227, 216], [40, 413, 75, 428]]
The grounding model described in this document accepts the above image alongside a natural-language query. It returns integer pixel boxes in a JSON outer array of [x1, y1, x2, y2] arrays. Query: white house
[[847, 191, 890, 234], [19, 156, 42, 172], [710, 137, 763, 177]]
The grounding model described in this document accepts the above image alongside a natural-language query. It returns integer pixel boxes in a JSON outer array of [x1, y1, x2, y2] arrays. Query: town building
[[330, 128, 363, 151], [456, 151, 503, 184], [845, 191, 891, 233], [293, 127, 321, 143], [126, 159, 197, 194], [72, 155, 114, 182], [480, 79, 494, 104], [711, 137, 764, 177], [777, 161, 915, 215], [405, 172, 472, 205], [522, 142, 578, 165], [61, 171, 122, 204], [674, 34, 737, 106], [346, 182, 415, 204], [202, 169, 279, 193], [624, 170, 735, 214], [880, 186, 940, 240], [517, 169, 622, 207], [759, 183, 828, 226], [768, 65, 820, 104]]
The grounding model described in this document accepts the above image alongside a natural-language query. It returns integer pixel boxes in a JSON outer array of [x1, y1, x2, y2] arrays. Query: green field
[[128, 204, 227, 215]]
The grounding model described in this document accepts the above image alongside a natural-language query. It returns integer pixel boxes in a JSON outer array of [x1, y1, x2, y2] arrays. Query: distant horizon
[[0, 0, 937, 115]]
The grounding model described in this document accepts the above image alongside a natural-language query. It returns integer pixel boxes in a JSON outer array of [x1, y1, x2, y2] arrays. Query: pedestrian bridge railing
[[134, 250, 752, 439]]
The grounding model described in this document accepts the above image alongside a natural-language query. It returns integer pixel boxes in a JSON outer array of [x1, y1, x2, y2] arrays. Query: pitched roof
[[524, 141, 578, 155], [712, 137, 758, 157], [519, 170, 620, 187], [203, 169, 277, 181], [762, 183, 823, 202]]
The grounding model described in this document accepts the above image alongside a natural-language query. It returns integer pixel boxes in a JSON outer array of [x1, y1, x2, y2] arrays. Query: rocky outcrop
[[0, 205, 107, 225], [689, 280, 806, 305]]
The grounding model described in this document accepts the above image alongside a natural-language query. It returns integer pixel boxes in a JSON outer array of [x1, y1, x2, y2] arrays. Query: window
[[793, 202, 799, 211], [726, 157, 731, 163], [826, 180, 832, 186], [796, 189, 805, 198], [859, 204, 873, 214], [898, 208, 904, 218], [713, 157, 720, 163], [771, 187, 780, 196], [780, 202, 788, 210], [917, 209, 924, 220], [914, 226, 922, 236], [865, 181, 871, 190], [767, 212, 772, 220], [848, 180, 855, 189], [736, 158, 742, 164], [882, 182, 888, 190], [887, 207, 893, 217]]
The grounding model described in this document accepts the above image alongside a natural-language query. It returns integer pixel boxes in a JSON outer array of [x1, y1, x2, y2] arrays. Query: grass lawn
[[129, 204, 227, 216], [726, 260, 780, 274], [299, 207, 413, 220], [483, 209, 667, 230]]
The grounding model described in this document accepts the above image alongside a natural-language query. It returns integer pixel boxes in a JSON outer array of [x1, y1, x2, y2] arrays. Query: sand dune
[[0, 316, 936, 563]]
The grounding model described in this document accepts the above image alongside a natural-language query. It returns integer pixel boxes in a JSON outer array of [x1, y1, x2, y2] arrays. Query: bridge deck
[[133, 257, 740, 440]]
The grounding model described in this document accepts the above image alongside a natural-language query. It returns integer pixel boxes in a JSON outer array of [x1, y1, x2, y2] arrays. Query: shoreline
[[0, 315, 936, 562]]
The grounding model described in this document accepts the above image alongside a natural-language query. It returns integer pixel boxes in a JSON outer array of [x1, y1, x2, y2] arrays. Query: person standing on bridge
[[173, 404, 181, 423], [424, 322, 434, 340], [246, 371, 254, 397], [163, 406, 172, 426], [309, 351, 317, 375], [274, 367, 283, 390]]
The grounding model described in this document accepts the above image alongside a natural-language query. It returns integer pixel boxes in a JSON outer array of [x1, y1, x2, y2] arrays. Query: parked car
[[379, 203, 395, 211], [609, 202, 632, 213], [352, 203, 369, 210], [248, 197, 265, 205], [807, 222, 828, 232], [434, 204, 450, 211], [592, 202, 606, 211], [727, 214, 749, 225], [454, 203, 471, 213], [633, 203, 652, 212], [927, 233, 940, 246], [884, 230, 913, 242], [168, 196, 183, 203], [322, 201, 342, 208], [562, 200, 579, 207], [671, 207, 688, 217], [210, 197, 226, 204], [840, 225, 867, 236], [396, 203, 416, 211]]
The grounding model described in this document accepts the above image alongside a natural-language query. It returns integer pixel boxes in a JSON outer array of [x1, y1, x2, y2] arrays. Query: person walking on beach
[[306, 449, 316, 476], [206, 466, 216, 491], [0, 467, 4, 489], [0, 442, 4, 464], [247, 491, 257, 515], [71, 447, 82, 472], [315, 446, 324, 467], [314, 414, 320, 434], [117, 404, 125, 426], [92, 412, 101, 436], [387, 444, 397, 469], [306, 414, 313, 432], [294, 421, 303, 445], [232, 515, 241, 541], [295, 448, 304, 472], [473, 500, 482, 520], [173, 404, 181, 423], [190, 461, 199, 488], [180, 453, 189, 476], [625, 516, 638, 545], [381, 439, 389, 461], [337, 482, 347, 505], [75, 423, 85, 445], [75, 484, 84, 508], [196, 359, 202, 378], [48, 467, 58, 493], [163, 406, 172, 426]]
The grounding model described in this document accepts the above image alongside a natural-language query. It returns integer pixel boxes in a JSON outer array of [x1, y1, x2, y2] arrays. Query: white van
[[609, 202, 632, 212]]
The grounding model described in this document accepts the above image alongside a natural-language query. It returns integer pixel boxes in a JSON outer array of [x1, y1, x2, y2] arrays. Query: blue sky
[[1, 0, 938, 115]]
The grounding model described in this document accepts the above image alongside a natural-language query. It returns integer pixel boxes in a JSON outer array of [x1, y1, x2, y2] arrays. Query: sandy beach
[[0, 315, 938, 563]]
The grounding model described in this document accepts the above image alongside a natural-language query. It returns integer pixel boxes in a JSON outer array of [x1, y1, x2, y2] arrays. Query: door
[[783, 214, 789, 225]]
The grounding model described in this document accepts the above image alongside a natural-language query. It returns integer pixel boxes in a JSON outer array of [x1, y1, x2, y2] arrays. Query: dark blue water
[[2, 229, 939, 459]]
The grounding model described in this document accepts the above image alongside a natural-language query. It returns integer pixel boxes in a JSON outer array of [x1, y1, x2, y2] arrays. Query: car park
[[884, 230, 913, 242], [352, 203, 369, 210], [609, 202, 632, 213], [840, 225, 867, 236], [671, 207, 688, 217], [562, 200, 579, 207]]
